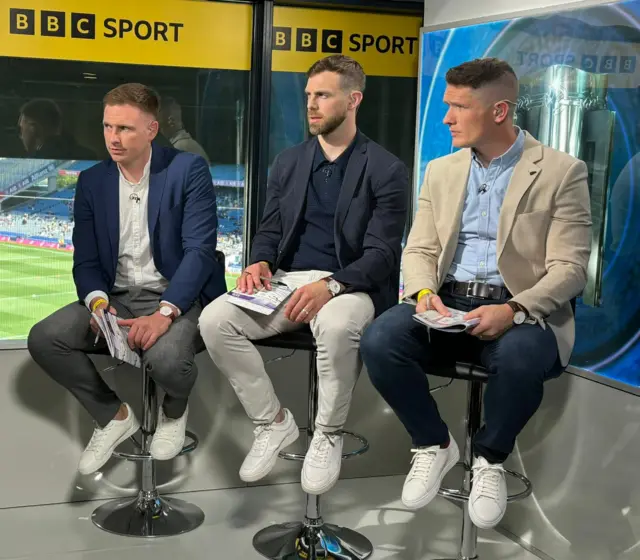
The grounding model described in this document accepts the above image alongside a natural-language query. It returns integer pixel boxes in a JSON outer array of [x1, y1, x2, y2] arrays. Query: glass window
[[415, 0, 640, 390], [0, 2, 251, 342], [268, 6, 422, 169]]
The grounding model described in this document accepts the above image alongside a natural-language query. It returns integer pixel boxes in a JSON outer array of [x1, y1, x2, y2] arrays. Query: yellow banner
[[0, 0, 252, 70], [272, 7, 422, 78]]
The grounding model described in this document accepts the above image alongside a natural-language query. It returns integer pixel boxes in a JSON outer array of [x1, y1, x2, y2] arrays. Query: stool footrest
[[113, 430, 199, 461], [437, 462, 533, 503], [278, 429, 369, 461], [253, 520, 373, 559]]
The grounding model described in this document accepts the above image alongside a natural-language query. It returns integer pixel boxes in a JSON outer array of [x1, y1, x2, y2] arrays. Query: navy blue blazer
[[72, 144, 226, 312], [250, 132, 409, 316]]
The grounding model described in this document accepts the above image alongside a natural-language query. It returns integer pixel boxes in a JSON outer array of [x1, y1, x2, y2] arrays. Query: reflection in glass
[[0, 57, 249, 341], [515, 65, 615, 307]]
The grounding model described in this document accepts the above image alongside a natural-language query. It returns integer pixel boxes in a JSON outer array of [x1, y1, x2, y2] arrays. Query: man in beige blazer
[[361, 58, 591, 529]]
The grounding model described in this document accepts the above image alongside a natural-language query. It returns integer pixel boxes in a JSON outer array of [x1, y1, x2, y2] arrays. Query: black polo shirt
[[280, 137, 356, 273]]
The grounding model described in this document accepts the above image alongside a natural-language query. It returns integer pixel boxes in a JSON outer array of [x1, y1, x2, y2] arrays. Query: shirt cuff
[[85, 290, 109, 312], [160, 300, 182, 317]]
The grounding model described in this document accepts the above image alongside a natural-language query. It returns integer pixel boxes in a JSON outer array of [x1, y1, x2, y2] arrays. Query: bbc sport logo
[[273, 26, 418, 57], [8, 8, 184, 42]]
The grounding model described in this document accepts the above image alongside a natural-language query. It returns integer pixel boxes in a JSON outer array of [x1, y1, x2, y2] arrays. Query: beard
[[308, 110, 347, 136]]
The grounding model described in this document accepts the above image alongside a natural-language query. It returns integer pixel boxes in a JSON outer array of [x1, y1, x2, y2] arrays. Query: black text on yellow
[[273, 26, 418, 56], [9, 8, 184, 42]]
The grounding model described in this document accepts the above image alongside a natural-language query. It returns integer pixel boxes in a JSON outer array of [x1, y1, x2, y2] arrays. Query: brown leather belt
[[442, 281, 511, 301]]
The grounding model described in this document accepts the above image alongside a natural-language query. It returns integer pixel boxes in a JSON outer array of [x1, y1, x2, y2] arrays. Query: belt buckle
[[466, 283, 476, 298], [467, 282, 488, 299]]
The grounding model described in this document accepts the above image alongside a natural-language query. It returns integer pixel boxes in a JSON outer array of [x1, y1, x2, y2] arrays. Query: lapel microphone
[[129, 193, 140, 203], [322, 166, 333, 178], [478, 183, 488, 194]]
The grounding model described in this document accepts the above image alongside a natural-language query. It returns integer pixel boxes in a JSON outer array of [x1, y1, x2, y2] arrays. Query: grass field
[[0, 243, 237, 341]]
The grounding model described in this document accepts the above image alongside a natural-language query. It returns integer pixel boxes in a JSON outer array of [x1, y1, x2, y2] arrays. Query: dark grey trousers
[[28, 287, 203, 427]]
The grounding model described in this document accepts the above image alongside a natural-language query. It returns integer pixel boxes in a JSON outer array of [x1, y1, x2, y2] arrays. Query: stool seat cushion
[[257, 327, 316, 351], [429, 361, 490, 383]]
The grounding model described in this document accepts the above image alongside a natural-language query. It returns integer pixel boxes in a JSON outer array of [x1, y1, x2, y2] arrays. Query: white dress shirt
[[84, 151, 179, 315]]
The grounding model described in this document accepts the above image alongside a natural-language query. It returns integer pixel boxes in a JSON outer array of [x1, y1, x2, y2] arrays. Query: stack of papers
[[413, 306, 480, 333], [92, 311, 141, 367], [227, 280, 293, 315]]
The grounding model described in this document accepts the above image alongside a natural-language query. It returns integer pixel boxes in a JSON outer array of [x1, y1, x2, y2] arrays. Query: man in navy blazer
[[200, 55, 408, 495], [28, 83, 226, 475]]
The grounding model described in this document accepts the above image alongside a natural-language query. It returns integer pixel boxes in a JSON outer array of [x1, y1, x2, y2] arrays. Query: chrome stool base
[[92, 492, 204, 538], [252, 339, 371, 559], [253, 519, 373, 560], [92, 365, 203, 537]]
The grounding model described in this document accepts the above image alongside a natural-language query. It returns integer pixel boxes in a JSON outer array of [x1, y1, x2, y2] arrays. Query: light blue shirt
[[447, 129, 525, 286]]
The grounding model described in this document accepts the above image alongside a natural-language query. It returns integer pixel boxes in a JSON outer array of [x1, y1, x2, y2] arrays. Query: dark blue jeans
[[361, 294, 564, 463]]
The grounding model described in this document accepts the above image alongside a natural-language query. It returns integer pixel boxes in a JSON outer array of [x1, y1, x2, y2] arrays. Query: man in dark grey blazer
[[199, 55, 408, 495]]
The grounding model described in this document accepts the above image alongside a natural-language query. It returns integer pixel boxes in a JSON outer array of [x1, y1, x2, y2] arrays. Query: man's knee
[[361, 305, 410, 362], [360, 318, 386, 362], [146, 348, 196, 390], [313, 309, 369, 350], [492, 327, 556, 383], [27, 315, 59, 360], [198, 296, 241, 350]]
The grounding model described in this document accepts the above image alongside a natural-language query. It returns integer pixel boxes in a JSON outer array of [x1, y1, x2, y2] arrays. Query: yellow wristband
[[417, 289, 433, 302], [91, 298, 107, 312]]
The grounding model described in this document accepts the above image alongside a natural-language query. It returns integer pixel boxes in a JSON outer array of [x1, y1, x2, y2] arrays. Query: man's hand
[[416, 292, 451, 316], [117, 312, 172, 351], [89, 298, 117, 337], [285, 280, 332, 323], [237, 261, 271, 294], [465, 304, 514, 340]]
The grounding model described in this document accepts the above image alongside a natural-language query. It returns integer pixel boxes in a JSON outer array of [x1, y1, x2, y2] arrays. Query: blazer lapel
[[335, 133, 367, 234], [435, 149, 470, 285], [147, 147, 168, 247], [103, 163, 120, 271], [281, 139, 315, 250], [497, 136, 543, 260]]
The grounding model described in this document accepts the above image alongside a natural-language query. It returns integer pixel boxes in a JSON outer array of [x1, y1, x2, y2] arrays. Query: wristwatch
[[506, 301, 528, 325], [324, 277, 344, 298], [158, 305, 176, 322]]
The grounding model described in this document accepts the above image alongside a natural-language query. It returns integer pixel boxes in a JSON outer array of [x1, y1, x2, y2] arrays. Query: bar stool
[[251, 329, 373, 560], [91, 250, 227, 537], [429, 362, 532, 560], [91, 363, 204, 537]]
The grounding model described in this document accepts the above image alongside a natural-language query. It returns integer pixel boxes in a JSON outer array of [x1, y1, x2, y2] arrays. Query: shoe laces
[[155, 413, 181, 439], [86, 425, 110, 453], [251, 424, 274, 454], [472, 462, 505, 500], [408, 447, 438, 480], [308, 432, 339, 468]]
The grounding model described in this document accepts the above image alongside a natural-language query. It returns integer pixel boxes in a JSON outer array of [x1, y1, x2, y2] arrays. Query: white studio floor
[[0, 476, 542, 560]]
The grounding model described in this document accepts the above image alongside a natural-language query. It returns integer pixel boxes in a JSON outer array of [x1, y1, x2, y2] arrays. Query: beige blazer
[[403, 133, 592, 366]]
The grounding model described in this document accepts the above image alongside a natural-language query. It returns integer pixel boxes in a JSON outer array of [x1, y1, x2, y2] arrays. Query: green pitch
[[0, 243, 237, 341]]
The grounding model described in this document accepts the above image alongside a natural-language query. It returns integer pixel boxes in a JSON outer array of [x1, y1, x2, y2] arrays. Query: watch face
[[514, 311, 526, 325], [160, 307, 172, 317], [328, 280, 340, 296]]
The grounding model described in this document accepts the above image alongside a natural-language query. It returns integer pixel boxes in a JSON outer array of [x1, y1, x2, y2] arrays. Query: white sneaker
[[401, 434, 459, 510], [78, 403, 140, 475], [468, 456, 507, 529], [301, 431, 343, 495], [150, 405, 188, 461], [239, 409, 299, 482]]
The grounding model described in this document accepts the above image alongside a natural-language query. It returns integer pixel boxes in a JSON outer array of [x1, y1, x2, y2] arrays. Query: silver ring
[[301, 308, 309, 315]]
